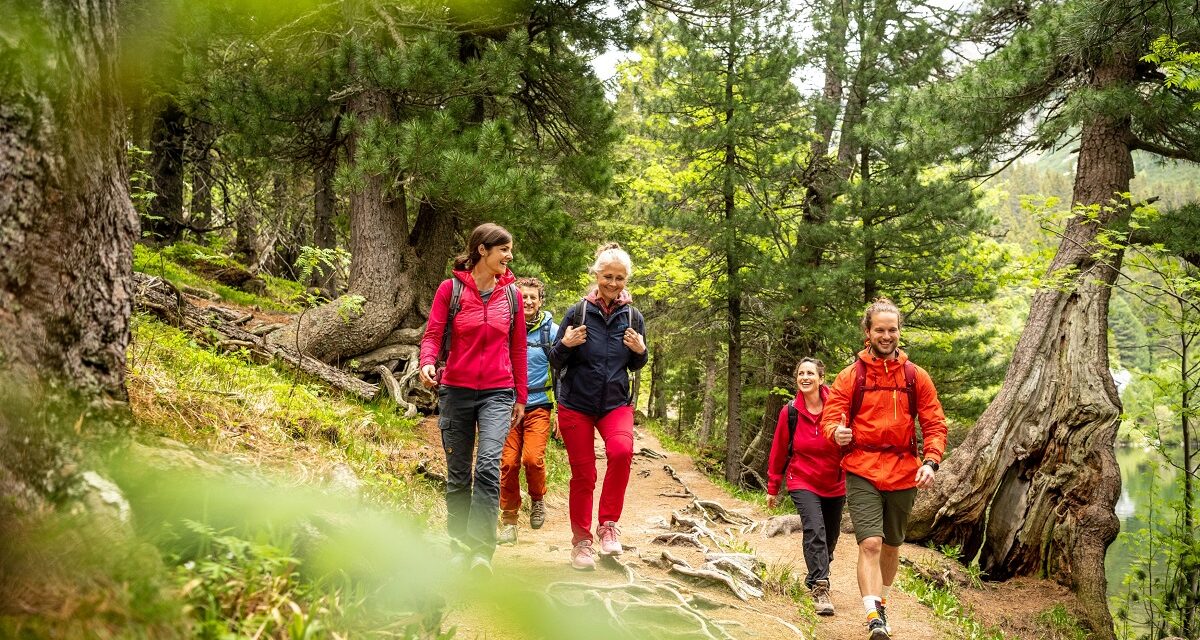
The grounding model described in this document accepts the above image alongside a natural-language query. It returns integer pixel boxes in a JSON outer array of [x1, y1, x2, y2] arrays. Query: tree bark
[[722, 9, 743, 484], [698, 350, 719, 451], [907, 59, 1134, 640], [274, 87, 420, 364], [649, 342, 667, 420], [188, 121, 214, 231], [146, 98, 186, 242], [310, 158, 339, 293], [0, 0, 135, 399]]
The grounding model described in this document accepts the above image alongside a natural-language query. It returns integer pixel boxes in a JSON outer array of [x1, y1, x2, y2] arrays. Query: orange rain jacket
[[820, 348, 948, 491]]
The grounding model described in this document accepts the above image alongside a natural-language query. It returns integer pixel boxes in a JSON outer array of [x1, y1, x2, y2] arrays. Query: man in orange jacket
[[822, 298, 947, 640]]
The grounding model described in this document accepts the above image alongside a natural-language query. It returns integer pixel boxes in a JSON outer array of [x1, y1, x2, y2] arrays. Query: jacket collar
[[453, 268, 516, 293], [857, 347, 910, 369], [586, 288, 632, 315]]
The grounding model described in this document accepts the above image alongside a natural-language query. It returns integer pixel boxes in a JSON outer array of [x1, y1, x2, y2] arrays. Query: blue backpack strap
[[438, 278, 464, 364]]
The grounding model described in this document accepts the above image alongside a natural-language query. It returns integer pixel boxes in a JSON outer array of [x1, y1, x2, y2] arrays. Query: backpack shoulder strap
[[848, 358, 868, 425], [504, 283, 518, 335], [786, 400, 799, 457], [903, 361, 918, 420], [439, 279, 464, 363], [538, 317, 552, 349], [573, 300, 587, 327]]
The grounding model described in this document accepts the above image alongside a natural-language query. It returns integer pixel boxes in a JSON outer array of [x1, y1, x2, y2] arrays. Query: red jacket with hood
[[820, 348, 947, 491], [766, 385, 845, 498], [419, 269, 528, 404]]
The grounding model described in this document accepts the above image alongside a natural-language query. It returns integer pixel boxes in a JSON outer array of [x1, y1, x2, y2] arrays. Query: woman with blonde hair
[[548, 242, 647, 570]]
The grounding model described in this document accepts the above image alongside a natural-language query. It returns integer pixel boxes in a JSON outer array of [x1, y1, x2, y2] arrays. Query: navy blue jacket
[[548, 300, 648, 416]]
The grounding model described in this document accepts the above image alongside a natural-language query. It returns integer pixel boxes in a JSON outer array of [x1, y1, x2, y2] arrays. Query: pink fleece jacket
[[766, 385, 845, 498], [419, 269, 528, 404]]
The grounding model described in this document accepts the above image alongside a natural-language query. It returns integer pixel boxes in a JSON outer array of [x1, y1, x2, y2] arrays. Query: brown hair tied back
[[453, 223, 513, 271], [860, 297, 902, 332], [794, 357, 826, 379]]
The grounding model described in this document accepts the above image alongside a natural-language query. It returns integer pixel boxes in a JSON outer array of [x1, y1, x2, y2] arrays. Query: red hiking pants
[[558, 405, 634, 544]]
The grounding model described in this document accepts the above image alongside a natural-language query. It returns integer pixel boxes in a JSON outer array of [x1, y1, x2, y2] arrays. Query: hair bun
[[596, 242, 621, 256]]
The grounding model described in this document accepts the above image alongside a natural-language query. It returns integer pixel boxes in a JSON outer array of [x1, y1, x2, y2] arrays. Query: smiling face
[[594, 260, 629, 302], [866, 311, 901, 359], [795, 361, 822, 397], [477, 242, 513, 278], [519, 285, 542, 320]]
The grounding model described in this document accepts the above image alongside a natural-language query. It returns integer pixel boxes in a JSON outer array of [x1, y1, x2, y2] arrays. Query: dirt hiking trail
[[421, 418, 1069, 639]]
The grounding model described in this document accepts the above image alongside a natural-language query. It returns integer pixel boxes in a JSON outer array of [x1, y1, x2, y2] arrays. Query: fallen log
[[134, 272, 378, 401]]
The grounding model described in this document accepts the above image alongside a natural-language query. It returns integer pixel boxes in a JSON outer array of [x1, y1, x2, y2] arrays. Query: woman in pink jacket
[[765, 357, 845, 616], [419, 223, 527, 574]]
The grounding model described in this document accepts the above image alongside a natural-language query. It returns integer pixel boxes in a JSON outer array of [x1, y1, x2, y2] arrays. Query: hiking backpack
[[847, 358, 921, 457], [528, 317, 555, 395], [436, 278, 519, 366]]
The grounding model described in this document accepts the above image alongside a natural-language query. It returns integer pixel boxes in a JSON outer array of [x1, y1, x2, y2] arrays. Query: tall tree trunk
[[0, 0, 135, 506], [234, 175, 259, 267], [276, 87, 421, 363], [907, 59, 1134, 640], [146, 98, 185, 242], [861, 145, 877, 302], [188, 121, 214, 231], [310, 158, 339, 293], [649, 342, 667, 420], [722, 11, 743, 484], [698, 350, 719, 451]]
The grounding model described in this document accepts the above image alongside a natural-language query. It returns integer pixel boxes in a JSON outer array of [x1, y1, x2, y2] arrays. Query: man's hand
[[915, 463, 936, 489], [511, 403, 526, 427], [419, 364, 438, 389], [766, 494, 779, 510]]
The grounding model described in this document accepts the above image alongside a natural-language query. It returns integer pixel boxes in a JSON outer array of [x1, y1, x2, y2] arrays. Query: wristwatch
[[922, 459, 939, 472]]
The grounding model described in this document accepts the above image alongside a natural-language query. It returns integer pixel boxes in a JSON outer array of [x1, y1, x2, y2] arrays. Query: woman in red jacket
[[419, 223, 527, 575], [766, 357, 845, 616]]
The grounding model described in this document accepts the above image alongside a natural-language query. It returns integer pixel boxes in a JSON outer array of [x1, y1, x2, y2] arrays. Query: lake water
[[1106, 446, 1182, 613]]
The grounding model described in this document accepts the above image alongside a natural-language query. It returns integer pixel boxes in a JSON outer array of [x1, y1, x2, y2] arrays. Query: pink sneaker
[[571, 540, 596, 571], [597, 521, 622, 555]]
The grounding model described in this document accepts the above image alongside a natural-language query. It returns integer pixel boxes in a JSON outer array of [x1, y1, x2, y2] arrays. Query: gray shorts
[[845, 473, 917, 546]]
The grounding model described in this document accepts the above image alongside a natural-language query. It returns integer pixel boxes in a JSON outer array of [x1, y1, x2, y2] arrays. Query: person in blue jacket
[[498, 277, 559, 544], [548, 242, 648, 570]]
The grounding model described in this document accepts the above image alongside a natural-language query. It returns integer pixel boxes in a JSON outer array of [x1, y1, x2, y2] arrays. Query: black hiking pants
[[788, 489, 846, 588]]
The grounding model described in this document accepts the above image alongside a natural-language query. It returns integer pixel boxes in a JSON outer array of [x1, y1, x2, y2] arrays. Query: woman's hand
[[562, 324, 588, 347], [511, 403, 526, 426], [419, 364, 438, 389], [623, 327, 646, 355], [766, 494, 779, 510]]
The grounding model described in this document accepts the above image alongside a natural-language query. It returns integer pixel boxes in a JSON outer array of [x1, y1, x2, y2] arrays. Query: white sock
[[881, 584, 891, 603], [863, 596, 880, 615]]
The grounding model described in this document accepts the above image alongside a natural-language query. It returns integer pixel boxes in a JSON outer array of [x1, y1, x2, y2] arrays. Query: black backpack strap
[[504, 283, 518, 335], [438, 279, 464, 364], [786, 401, 799, 460], [904, 361, 921, 457], [627, 305, 643, 407]]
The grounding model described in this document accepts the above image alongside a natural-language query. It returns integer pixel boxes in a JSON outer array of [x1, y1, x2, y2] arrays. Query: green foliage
[[1036, 605, 1091, 640], [1144, 36, 1200, 110], [899, 567, 1006, 639], [134, 243, 304, 312]]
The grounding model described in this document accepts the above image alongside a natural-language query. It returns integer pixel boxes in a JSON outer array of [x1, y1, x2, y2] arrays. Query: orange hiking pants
[[500, 406, 552, 524]]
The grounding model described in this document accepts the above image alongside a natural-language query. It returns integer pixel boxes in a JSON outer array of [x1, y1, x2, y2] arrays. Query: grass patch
[[899, 567, 1005, 639], [134, 242, 303, 312], [127, 313, 438, 518], [1035, 605, 1090, 640], [758, 562, 820, 635]]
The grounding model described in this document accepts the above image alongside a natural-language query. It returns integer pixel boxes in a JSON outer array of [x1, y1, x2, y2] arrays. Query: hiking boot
[[867, 618, 890, 639], [497, 524, 518, 545], [530, 500, 546, 529], [571, 540, 596, 571], [810, 579, 834, 616], [597, 521, 623, 555], [469, 554, 493, 577], [877, 601, 890, 634]]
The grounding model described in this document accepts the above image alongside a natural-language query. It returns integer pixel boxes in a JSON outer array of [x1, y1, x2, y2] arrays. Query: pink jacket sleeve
[[419, 280, 453, 368], [765, 403, 792, 496]]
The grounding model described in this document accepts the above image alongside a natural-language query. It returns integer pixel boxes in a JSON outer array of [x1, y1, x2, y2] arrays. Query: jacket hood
[[453, 268, 517, 292], [585, 288, 633, 312], [858, 347, 910, 368]]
